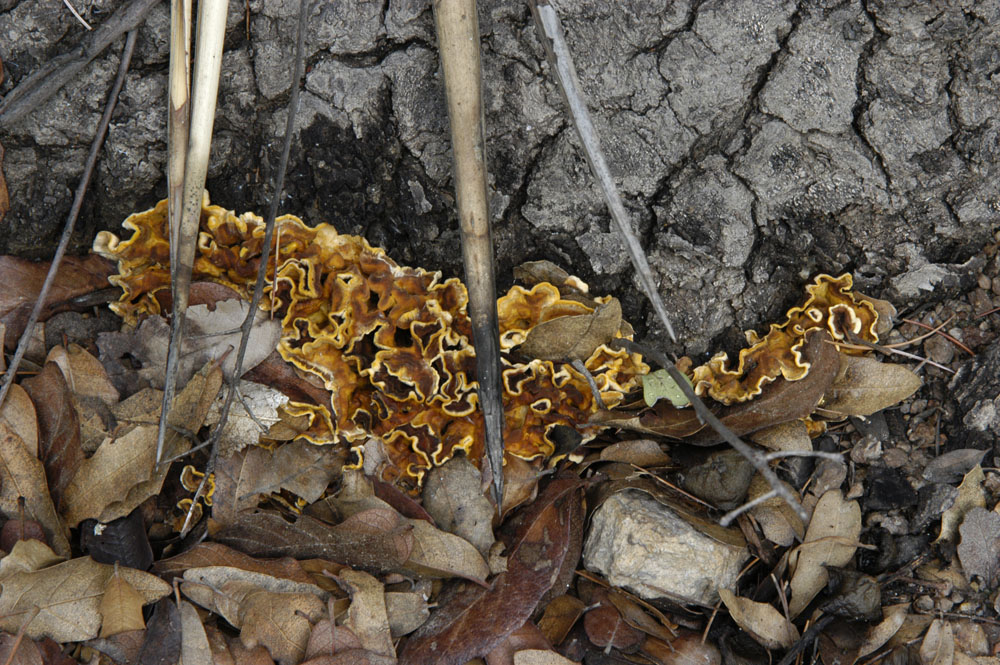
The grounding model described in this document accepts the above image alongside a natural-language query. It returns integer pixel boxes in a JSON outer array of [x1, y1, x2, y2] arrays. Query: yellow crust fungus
[[690, 274, 881, 404], [94, 198, 647, 489]]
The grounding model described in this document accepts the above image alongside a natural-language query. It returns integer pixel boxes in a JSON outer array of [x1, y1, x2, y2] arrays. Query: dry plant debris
[[0, 202, 995, 664]]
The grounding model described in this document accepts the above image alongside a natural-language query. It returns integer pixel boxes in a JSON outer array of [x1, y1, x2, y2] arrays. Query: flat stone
[[583, 490, 748, 605]]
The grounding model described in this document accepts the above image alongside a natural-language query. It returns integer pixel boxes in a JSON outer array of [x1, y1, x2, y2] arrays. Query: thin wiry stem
[[181, 0, 311, 536], [611, 338, 809, 525], [528, 0, 677, 343], [0, 29, 138, 410]]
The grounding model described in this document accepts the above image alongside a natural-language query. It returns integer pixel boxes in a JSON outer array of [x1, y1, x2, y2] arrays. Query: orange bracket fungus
[[94, 197, 647, 489], [95, 198, 894, 487]]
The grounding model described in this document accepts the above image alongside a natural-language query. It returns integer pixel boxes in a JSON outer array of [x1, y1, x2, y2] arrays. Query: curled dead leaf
[[518, 298, 621, 362], [719, 589, 798, 650], [787, 490, 861, 618], [821, 356, 922, 418]]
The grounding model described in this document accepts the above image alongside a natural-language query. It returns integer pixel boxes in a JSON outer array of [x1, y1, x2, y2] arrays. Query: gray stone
[[583, 490, 748, 604]]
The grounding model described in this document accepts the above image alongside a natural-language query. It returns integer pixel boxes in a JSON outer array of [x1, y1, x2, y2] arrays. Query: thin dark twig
[[610, 338, 809, 525], [181, 0, 310, 535], [0, 0, 156, 127], [901, 317, 974, 356], [571, 358, 607, 410], [0, 29, 138, 410]]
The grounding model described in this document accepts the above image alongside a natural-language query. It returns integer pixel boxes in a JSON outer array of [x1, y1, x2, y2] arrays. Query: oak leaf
[[0, 557, 169, 642], [99, 568, 146, 637], [822, 356, 922, 417], [719, 589, 798, 650], [787, 489, 861, 618], [0, 423, 71, 557]]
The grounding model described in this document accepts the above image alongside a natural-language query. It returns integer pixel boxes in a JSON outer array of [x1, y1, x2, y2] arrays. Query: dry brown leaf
[[0, 423, 71, 557], [957, 507, 1000, 584], [61, 364, 221, 526], [641, 631, 721, 665], [252, 439, 342, 505], [207, 381, 289, 456], [0, 539, 65, 579], [937, 466, 986, 543], [178, 599, 214, 665], [154, 542, 328, 587], [0, 383, 38, 456], [598, 439, 671, 466], [0, 254, 113, 349], [21, 362, 84, 509], [422, 456, 495, 556], [858, 603, 908, 658], [339, 569, 394, 658], [920, 619, 955, 665], [182, 577, 324, 665], [606, 589, 677, 644], [513, 651, 579, 665], [584, 602, 643, 652], [110, 298, 281, 389], [0, 557, 170, 642], [822, 356, 922, 417], [749, 420, 812, 452], [537, 595, 586, 647], [99, 567, 146, 637], [519, 298, 621, 362], [183, 566, 329, 601], [212, 444, 274, 525], [301, 651, 397, 665], [0, 143, 8, 226], [400, 475, 583, 665], [305, 608, 362, 660], [385, 591, 429, 638], [404, 517, 490, 583], [46, 344, 120, 406], [747, 474, 805, 547], [501, 455, 543, 517], [211, 509, 414, 573], [719, 589, 798, 650], [787, 489, 861, 618], [0, 632, 43, 665]]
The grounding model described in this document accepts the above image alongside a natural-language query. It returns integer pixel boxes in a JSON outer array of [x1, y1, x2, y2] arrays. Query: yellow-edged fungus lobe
[[94, 198, 646, 489], [690, 273, 880, 405]]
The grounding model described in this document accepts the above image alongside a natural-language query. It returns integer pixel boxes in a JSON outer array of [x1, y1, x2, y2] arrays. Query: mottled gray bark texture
[[1, 0, 997, 356]]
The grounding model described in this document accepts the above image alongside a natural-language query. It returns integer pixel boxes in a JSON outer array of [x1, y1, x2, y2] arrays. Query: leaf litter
[[0, 237, 996, 665]]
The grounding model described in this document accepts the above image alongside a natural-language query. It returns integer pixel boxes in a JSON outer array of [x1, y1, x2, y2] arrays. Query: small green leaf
[[642, 369, 692, 408]]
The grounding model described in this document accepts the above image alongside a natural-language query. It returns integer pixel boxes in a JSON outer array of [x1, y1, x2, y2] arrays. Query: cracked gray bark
[[1, 0, 997, 358]]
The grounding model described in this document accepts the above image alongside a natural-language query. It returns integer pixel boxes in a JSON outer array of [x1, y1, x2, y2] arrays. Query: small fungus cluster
[[95, 198, 890, 488], [94, 198, 646, 488], [690, 274, 884, 404]]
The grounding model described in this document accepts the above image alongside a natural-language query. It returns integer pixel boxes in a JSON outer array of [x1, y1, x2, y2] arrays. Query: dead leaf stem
[[434, 0, 507, 508], [0, 28, 138, 412]]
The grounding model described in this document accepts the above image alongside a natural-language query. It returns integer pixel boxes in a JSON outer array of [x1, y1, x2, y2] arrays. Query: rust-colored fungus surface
[[94, 198, 647, 488]]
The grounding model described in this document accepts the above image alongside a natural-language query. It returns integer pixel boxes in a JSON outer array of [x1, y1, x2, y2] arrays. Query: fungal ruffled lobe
[[95, 198, 646, 489], [690, 274, 881, 405]]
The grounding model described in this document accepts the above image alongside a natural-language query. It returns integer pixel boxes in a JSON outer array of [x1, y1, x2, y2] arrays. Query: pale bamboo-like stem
[[167, 0, 192, 268], [156, 0, 229, 465], [433, 0, 506, 505]]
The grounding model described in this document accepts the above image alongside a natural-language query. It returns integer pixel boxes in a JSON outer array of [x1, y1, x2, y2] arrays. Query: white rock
[[583, 490, 748, 605]]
